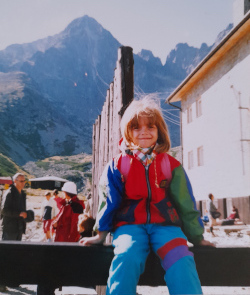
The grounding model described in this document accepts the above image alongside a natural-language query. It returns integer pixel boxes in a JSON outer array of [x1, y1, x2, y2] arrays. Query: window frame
[[197, 146, 204, 166], [188, 150, 194, 169], [196, 96, 202, 118], [187, 105, 193, 123]]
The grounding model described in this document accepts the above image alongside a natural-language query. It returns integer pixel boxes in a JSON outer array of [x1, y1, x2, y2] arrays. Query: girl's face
[[131, 116, 158, 148]]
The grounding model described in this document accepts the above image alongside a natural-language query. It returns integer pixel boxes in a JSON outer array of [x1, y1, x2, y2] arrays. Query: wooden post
[[93, 116, 101, 219], [91, 124, 96, 216], [119, 46, 134, 116], [91, 46, 134, 295], [109, 82, 114, 161], [104, 90, 110, 166]]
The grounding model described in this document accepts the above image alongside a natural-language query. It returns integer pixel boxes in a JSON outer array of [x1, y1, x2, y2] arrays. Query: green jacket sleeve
[[169, 165, 204, 245]]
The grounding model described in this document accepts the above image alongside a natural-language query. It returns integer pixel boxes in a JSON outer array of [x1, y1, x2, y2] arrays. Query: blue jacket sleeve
[[96, 159, 124, 232]]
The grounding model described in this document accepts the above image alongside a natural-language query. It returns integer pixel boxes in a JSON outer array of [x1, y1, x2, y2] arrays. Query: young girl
[[40, 191, 58, 242], [80, 97, 214, 295]]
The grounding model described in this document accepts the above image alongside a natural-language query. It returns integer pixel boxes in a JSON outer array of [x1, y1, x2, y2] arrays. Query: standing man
[[1, 173, 28, 241]]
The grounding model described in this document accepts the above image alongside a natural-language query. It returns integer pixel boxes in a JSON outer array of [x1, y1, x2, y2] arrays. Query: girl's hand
[[79, 231, 108, 246], [198, 239, 216, 247]]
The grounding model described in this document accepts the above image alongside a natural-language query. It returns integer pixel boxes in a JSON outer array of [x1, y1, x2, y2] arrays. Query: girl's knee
[[156, 237, 192, 271]]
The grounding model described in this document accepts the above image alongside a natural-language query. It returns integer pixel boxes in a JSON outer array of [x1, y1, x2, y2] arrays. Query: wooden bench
[[0, 241, 249, 289], [205, 225, 249, 235]]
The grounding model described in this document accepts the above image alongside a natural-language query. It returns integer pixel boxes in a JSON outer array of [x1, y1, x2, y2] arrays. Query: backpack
[[119, 153, 172, 187]]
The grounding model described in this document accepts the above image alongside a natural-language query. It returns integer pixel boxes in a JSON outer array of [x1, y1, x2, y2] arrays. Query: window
[[197, 146, 204, 166], [196, 96, 202, 117], [188, 151, 194, 169], [187, 106, 192, 123]]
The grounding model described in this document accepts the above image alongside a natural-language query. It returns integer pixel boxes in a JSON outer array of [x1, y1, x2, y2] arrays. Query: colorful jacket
[[96, 152, 204, 245], [53, 196, 84, 242]]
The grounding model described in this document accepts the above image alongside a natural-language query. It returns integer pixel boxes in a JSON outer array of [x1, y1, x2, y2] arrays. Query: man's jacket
[[1, 185, 27, 234]]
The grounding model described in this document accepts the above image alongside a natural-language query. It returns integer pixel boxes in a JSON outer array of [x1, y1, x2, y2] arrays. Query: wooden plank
[[112, 66, 122, 156], [109, 82, 114, 160], [104, 90, 110, 166], [93, 116, 101, 219], [0, 242, 249, 287], [98, 103, 105, 174], [91, 123, 96, 216]]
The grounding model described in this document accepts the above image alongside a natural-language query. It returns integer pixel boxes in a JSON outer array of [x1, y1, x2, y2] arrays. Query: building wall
[[181, 31, 250, 200]]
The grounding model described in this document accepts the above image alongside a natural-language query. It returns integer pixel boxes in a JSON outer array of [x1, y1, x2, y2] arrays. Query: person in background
[[216, 205, 244, 226], [78, 213, 95, 238], [80, 97, 214, 295], [84, 192, 93, 217], [201, 209, 209, 225], [0, 173, 34, 292], [40, 191, 58, 242], [37, 182, 85, 295], [227, 205, 239, 220], [1, 173, 28, 241], [52, 189, 63, 210], [53, 182, 85, 242], [208, 193, 221, 236]]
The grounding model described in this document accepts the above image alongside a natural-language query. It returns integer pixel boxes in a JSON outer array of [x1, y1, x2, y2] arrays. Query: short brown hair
[[120, 97, 171, 153], [78, 214, 95, 232], [208, 194, 213, 200]]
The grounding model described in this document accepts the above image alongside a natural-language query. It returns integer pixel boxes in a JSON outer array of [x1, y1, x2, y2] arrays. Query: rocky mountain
[[23, 153, 92, 194], [0, 15, 233, 165], [0, 71, 91, 165]]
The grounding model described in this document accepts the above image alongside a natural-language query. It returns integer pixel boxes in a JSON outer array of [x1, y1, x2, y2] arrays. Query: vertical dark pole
[[119, 46, 134, 117]]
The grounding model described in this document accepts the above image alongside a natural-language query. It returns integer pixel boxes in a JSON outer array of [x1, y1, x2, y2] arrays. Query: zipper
[[145, 165, 152, 224]]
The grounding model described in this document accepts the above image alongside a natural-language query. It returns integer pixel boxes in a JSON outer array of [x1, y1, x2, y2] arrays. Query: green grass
[[84, 172, 92, 182], [54, 160, 76, 166], [0, 154, 18, 176], [36, 161, 50, 170], [53, 159, 91, 172], [70, 162, 91, 172]]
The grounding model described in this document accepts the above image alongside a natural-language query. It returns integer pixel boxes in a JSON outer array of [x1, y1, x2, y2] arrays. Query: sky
[[0, 0, 234, 64]]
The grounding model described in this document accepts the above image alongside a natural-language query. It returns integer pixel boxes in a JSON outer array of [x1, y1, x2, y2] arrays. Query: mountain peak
[[65, 15, 102, 31], [138, 49, 162, 66]]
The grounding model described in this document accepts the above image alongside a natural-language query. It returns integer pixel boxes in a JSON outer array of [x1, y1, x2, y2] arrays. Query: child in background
[[84, 192, 93, 217], [40, 191, 58, 242], [80, 97, 214, 295], [53, 182, 84, 242], [77, 213, 95, 238], [52, 189, 63, 210]]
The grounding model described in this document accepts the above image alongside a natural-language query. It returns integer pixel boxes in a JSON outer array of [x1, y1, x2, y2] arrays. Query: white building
[[166, 6, 250, 216]]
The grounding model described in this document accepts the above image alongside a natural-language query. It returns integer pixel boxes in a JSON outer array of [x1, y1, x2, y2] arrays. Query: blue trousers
[[106, 224, 202, 295]]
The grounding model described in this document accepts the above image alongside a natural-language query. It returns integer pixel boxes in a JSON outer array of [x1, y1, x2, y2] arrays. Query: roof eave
[[166, 11, 250, 103]]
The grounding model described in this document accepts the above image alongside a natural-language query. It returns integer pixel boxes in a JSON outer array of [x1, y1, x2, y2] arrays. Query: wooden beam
[[0, 242, 249, 287]]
